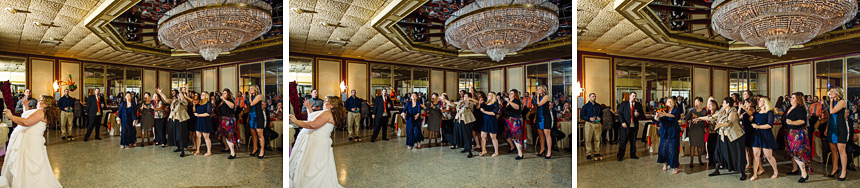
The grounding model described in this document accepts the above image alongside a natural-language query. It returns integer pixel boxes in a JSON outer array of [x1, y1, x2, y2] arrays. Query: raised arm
[[536, 95, 550, 106], [4, 109, 45, 127], [290, 111, 333, 129], [830, 100, 846, 114]]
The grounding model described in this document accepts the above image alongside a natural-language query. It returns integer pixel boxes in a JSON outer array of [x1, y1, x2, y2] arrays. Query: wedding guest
[[471, 89, 485, 151], [139, 93, 155, 146], [186, 91, 199, 152], [425, 93, 443, 147], [741, 98, 760, 172], [247, 85, 266, 158], [84, 88, 106, 141], [74, 98, 84, 129], [118, 92, 138, 149], [193, 92, 215, 156], [581, 93, 602, 160], [440, 93, 455, 147], [160, 88, 190, 157], [618, 92, 644, 161], [696, 97, 747, 180], [371, 89, 394, 142], [58, 89, 75, 140], [684, 97, 707, 167], [345, 90, 362, 141], [535, 85, 553, 159], [402, 93, 424, 149], [502, 89, 525, 159], [750, 97, 778, 181], [784, 92, 811, 182], [657, 98, 682, 174], [826, 87, 850, 181], [14, 89, 36, 113], [454, 92, 478, 158], [478, 92, 500, 157], [151, 91, 168, 147]]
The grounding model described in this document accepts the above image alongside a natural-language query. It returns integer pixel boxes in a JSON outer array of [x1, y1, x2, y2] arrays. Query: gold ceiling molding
[[614, 0, 860, 52], [84, 0, 282, 58], [371, 0, 571, 59]]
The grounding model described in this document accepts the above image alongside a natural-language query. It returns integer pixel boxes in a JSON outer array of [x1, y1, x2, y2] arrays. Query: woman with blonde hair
[[750, 97, 778, 181], [289, 95, 347, 187], [535, 85, 553, 159], [478, 92, 501, 157], [247, 85, 266, 158], [193, 92, 215, 156], [1, 95, 63, 187], [826, 87, 850, 181]]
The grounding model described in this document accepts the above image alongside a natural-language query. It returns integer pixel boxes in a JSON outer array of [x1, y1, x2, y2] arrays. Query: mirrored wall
[[816, 58, 843, 98], [0, 56, 26, 94], [729, 70, 748, 95], [749, 68, 767, 96], [288, 57, 313, 97]]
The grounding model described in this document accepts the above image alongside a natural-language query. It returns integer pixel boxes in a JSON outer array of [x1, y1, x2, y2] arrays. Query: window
[[413, 68, 429, 97], [265, 60, 284, 98], [288, 57, 313, 97], [105, 65, 125, 106], [474, 71, 489, 93], [729, 70, 748, 96], [670, 64, 691, 101], [615, 60, 642, 107], [458, 72, 472, 94], [370, 64, 392, 97], [84, 64, 105, 98], [187, 70, 203, 93], [0, 56, 27, 95], [644, 62, 669, 111], [126, 67, 142, 95], [526, 63, 548, 96], [749, 68, 767, 97], [816, 58, 843, 98], [551, 60, 573, 112], [171, 72, 186, 92], [847, 57, 860, 101], [393, 66, 411, 102]]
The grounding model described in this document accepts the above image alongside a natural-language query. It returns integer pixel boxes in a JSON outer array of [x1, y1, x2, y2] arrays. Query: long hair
[[40, 95, 60, 125], [510, 89, 520, 101], [223, 88, 234, 101], [760, 97, 774, 112], [486, 92, 497, 105], [830, 87, 845, 101], [792, 92, 806, 107], [326, 95, 347, 128], [199, 92, 210, 105]]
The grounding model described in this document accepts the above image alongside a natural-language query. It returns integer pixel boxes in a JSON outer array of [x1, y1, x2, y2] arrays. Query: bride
[[289, 95, 347, 188], [1, 94, 62, 187]]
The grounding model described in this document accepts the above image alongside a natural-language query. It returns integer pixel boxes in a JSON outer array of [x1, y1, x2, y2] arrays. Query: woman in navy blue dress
[[193, 92, 215, 156], [534, 85, 553, 159], [402, 93, 424, 150], [826, 87, 850, 181], [750, 97, 778, 181], [479, 92, 500, 157], [118, 92, 138, 149], [657, 98, 682, 174]]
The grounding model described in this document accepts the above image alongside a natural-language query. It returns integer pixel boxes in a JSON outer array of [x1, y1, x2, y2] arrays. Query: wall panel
[[769, 66, 787, 100], [316, 59, 342, 97], [693, 67, 710, 99], [584, 57, 611, 105], [713, 69, 728, 101], [507, 66, 524, 94], [219, 66, 237, 94], [60, 61, 81, 98], [30, 58, 54, 97], [430, 70, 444, 97], [347, 62, 368, 99], [158, 70, 171, 92], [203, 69, 217, 92], [791, 63, 812, 95], [446, 71, 458, 100], [143, 69, 157, 96], [490, 69, 504, 92]]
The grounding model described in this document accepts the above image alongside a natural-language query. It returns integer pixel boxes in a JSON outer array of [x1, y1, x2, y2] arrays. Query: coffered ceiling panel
[[0, 0, 282, 70], [578, 0, 779, 68]]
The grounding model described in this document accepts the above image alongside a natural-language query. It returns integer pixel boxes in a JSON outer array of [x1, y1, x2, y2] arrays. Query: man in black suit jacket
[[617, 92, 644, 161], [370, 89, 394, 142], [84, 88, 107, 141]]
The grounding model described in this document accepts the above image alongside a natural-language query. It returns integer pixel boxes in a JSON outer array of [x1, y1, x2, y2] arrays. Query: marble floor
[[29, 126, 283, 187], [577, 140, 860, 187], [311, 126, 573, 187]]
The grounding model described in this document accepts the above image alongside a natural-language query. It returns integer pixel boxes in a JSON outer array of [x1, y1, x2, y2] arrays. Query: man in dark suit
[[617, 92, 644, 161], [370, 89, 394, 142], [84, 88, 106, 141]]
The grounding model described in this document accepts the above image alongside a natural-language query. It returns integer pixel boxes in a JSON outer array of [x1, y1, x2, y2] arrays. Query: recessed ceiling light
[[327, 52, 332, 54], [753, 57, 758, 60], [724, 63, 729, 65], [701, 50, 709, 52], [5, 8, 30, 14], [33, 22, 59, 27], [705, 60, 710, 62], [291, 8, 317, 14], [596, 49, 603, 51], [792, 57, 797, 59], [319, 22, 346, 28]]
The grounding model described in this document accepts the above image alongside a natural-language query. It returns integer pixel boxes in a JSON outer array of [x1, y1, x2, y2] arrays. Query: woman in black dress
[[425, 93, 443, 147], [784, 92, 811, 182], [684, 97, 707, 167], [741, 98, 760, 173], [826, 87, 850, 181]]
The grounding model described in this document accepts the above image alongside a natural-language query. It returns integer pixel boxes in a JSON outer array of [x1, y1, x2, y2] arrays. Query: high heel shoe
[[515, 155, 523, 160], [250, 149, 259, 156], [798, 175, 808, 183], [838, 176, 846, 181], [537, 150, 545, 157], [228, 155, 236, 159], [787, 170, 800, 175], [544, 154, 551, 159], [828, 170, 838, 177], [257, 154, 264, 159]]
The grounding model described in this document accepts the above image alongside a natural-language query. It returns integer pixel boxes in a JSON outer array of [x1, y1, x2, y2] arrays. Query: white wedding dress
[[289, 110, 343, 188], [0, 109, 62, 188]]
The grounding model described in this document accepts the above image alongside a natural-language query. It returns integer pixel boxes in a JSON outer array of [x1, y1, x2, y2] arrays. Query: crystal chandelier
[[445, 0, 559, 62], [711, 0, 857, 57], [158, 0, 272, 61]]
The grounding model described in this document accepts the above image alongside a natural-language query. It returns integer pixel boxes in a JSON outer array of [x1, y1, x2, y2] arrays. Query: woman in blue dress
[[401, 93, 424, 150], [534, 85, 553, 159], [118, 92, 138, 149], [193, 92, 215, 156], [750, 97, 778, 181], [479, 92, 500, 157], [657, 98, 682, 174], [826, 87, 850, 181]]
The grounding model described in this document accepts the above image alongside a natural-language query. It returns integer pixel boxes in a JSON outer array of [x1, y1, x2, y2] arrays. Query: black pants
[[808, 116, 818, 144], [441, 120, 455, 144], [640, 122, 650, 142], [84, 115, 102, 140], [457, 120, 474, 151], [171, 120, 188, 152], [707, 133, 719, 166], [617, 125, 639, 159], [371, 116, 390, 141], [154, 118, 167, 144]]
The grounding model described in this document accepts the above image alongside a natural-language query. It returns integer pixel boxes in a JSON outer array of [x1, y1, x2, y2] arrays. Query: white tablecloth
[[559, 121, 572, 149]]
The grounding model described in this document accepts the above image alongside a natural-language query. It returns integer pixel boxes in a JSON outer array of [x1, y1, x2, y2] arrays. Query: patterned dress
[[785, 106, 811, 172]]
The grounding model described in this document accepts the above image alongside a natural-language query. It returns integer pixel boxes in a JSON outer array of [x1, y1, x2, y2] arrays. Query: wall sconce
[[340, 81, 347, 93], [574, 81, 583, 97]]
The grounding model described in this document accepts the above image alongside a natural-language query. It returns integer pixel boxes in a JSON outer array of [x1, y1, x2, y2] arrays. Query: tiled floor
[[577, 139, 860, 187], [311, 126, 573, 187], [33, 126, 282, 187]]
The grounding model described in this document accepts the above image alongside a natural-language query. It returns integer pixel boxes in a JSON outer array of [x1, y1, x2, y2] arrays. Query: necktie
[[630, 102, 634, 126], [383, 97, 388, 114], [96, 96, 101, 112]]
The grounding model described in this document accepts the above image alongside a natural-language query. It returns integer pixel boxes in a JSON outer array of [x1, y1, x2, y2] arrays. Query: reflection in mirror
[[0, 56, 27, 94], [615, 59, 642, 106], [288, 57, 313, 97], [815, 59, 842, 97]]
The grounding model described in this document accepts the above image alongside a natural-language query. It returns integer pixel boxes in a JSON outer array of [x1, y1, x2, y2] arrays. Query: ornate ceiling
[[0, 0, 283, 70], [580, 0, 860, 68], [288, 0, 573, 70]]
